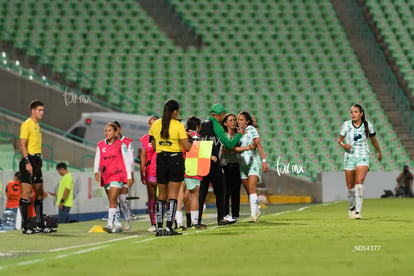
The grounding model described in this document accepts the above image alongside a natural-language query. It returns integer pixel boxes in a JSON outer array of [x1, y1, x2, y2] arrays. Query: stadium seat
[[0, 0, 411, 175]]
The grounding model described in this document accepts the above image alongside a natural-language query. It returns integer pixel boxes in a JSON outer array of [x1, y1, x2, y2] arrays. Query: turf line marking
[[16, 259, 45, 266], [297, 207, 309, 212], [322, 201, 340, 206], [269, 210, 293, 217], [49, 234, 139, 252], [0, 236, 139, 271], [55, 245, 109, 259], [133, 225, 220, 243]]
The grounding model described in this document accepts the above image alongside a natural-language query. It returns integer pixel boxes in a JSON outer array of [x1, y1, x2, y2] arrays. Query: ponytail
[[352, 104, 369, 138], [161, 99, 180, 139]]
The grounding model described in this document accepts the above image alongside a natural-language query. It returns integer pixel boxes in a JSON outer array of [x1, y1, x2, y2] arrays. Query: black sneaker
[[218, 219, 236, 226], [164, 227, 182, 236], [22, 228, 38, 235], [155, 228, 164, 237], [39, 227, 57, 233], [194, 223, 207, 229]]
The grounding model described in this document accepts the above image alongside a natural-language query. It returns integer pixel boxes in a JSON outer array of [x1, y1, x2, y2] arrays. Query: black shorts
[[156, 151, 184, 184], [19, 154, 43, 184]]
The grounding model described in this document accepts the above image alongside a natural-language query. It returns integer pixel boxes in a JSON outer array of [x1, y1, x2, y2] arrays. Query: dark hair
[[186, 116, 201, 131], [222, 113, 237, 132], [30, 100, 44, 110], [147, 115, 159, 124], [238, 111, 254, 127], [111, 121, 123, 137], [14, 171, 21, 181], [106, 122, 119, 132], [56, 162, 67, 170], [161, 99, 180, 139], [351, 104, 369, 138], [112, 121, 121, 128]]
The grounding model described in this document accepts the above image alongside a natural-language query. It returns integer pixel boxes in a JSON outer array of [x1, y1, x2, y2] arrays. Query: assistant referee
[[19, 100, 54, 234]]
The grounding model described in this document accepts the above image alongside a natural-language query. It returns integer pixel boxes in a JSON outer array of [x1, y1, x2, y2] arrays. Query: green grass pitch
[[0, 198, 413, 275]]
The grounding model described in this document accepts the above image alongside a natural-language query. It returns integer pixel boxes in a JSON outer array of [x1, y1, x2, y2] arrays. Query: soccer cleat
[[125, 218, 132, 231], [224, 214, 237, 222], [103, 225, 113, 233], [39, 227, 57, 233], [349, 207, 356, 218], [194, 223, 207, 229], [176, 225, 187, 231], [112, 226, 123, 233], [256, 210, 262, 221], [155, 228, 164, 237], [355, 212, 362, 219], [164, 227, 182, 236], [22, 228, 38, 235], [218, 219, 236, 225], [248, 210, 262, 223], [147, 225, 157, 232]]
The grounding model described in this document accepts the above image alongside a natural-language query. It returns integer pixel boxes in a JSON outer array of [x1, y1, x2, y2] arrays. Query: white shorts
[[104, 181, 124, 190], [344, 156, 369, 170]]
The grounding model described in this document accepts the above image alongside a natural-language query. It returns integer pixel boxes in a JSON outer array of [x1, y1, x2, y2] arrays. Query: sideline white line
[[55, 245, 109, 259], [297, 207, 309, 212], [0, 235, 140, 271], [134, 225, 220, 243], [321, 201, 341, 206], [50, 234, 139, 252], [269, 210, 293, 217], [16, 259, 44, 266]]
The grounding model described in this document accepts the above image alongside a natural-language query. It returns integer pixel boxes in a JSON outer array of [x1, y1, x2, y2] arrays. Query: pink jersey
[[97, 138, 128, 185], [140, 134, 157, 177], [122, 136, 132, 147]]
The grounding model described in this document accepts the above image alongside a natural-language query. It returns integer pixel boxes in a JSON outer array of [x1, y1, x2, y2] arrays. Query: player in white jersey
[[338, 104, 382, 219], [235, 111, 263, 222]]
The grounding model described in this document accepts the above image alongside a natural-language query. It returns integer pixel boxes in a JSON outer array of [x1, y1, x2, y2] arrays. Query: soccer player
[[235, 111, 264, 222], [19, 100, 55, 234], [182, 116, 203, 228], [338, 104, 382, 219], [94, 122, 133, 233], [140, 115, 159, 232], [149, 99, 192, 236], [112, 121, 135, 231]]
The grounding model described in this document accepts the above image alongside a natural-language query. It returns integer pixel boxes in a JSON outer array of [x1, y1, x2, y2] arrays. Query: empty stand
[[0, 0, 412, 176]]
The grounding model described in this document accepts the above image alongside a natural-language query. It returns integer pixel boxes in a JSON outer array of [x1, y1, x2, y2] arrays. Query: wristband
[[262, 159, 267, 163], [24, 157, 30, 164]]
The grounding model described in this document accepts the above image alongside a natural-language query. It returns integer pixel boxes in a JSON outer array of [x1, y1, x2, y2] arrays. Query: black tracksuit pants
[[223, 164, 241, 218], [198, 160, 226, 224]]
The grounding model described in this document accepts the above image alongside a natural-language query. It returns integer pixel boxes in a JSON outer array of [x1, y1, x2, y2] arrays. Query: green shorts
[[104, 181, 124, 190], [344, 156, 369, 170], [240, 160, 262, 182], [184, 177, 200, 190]]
